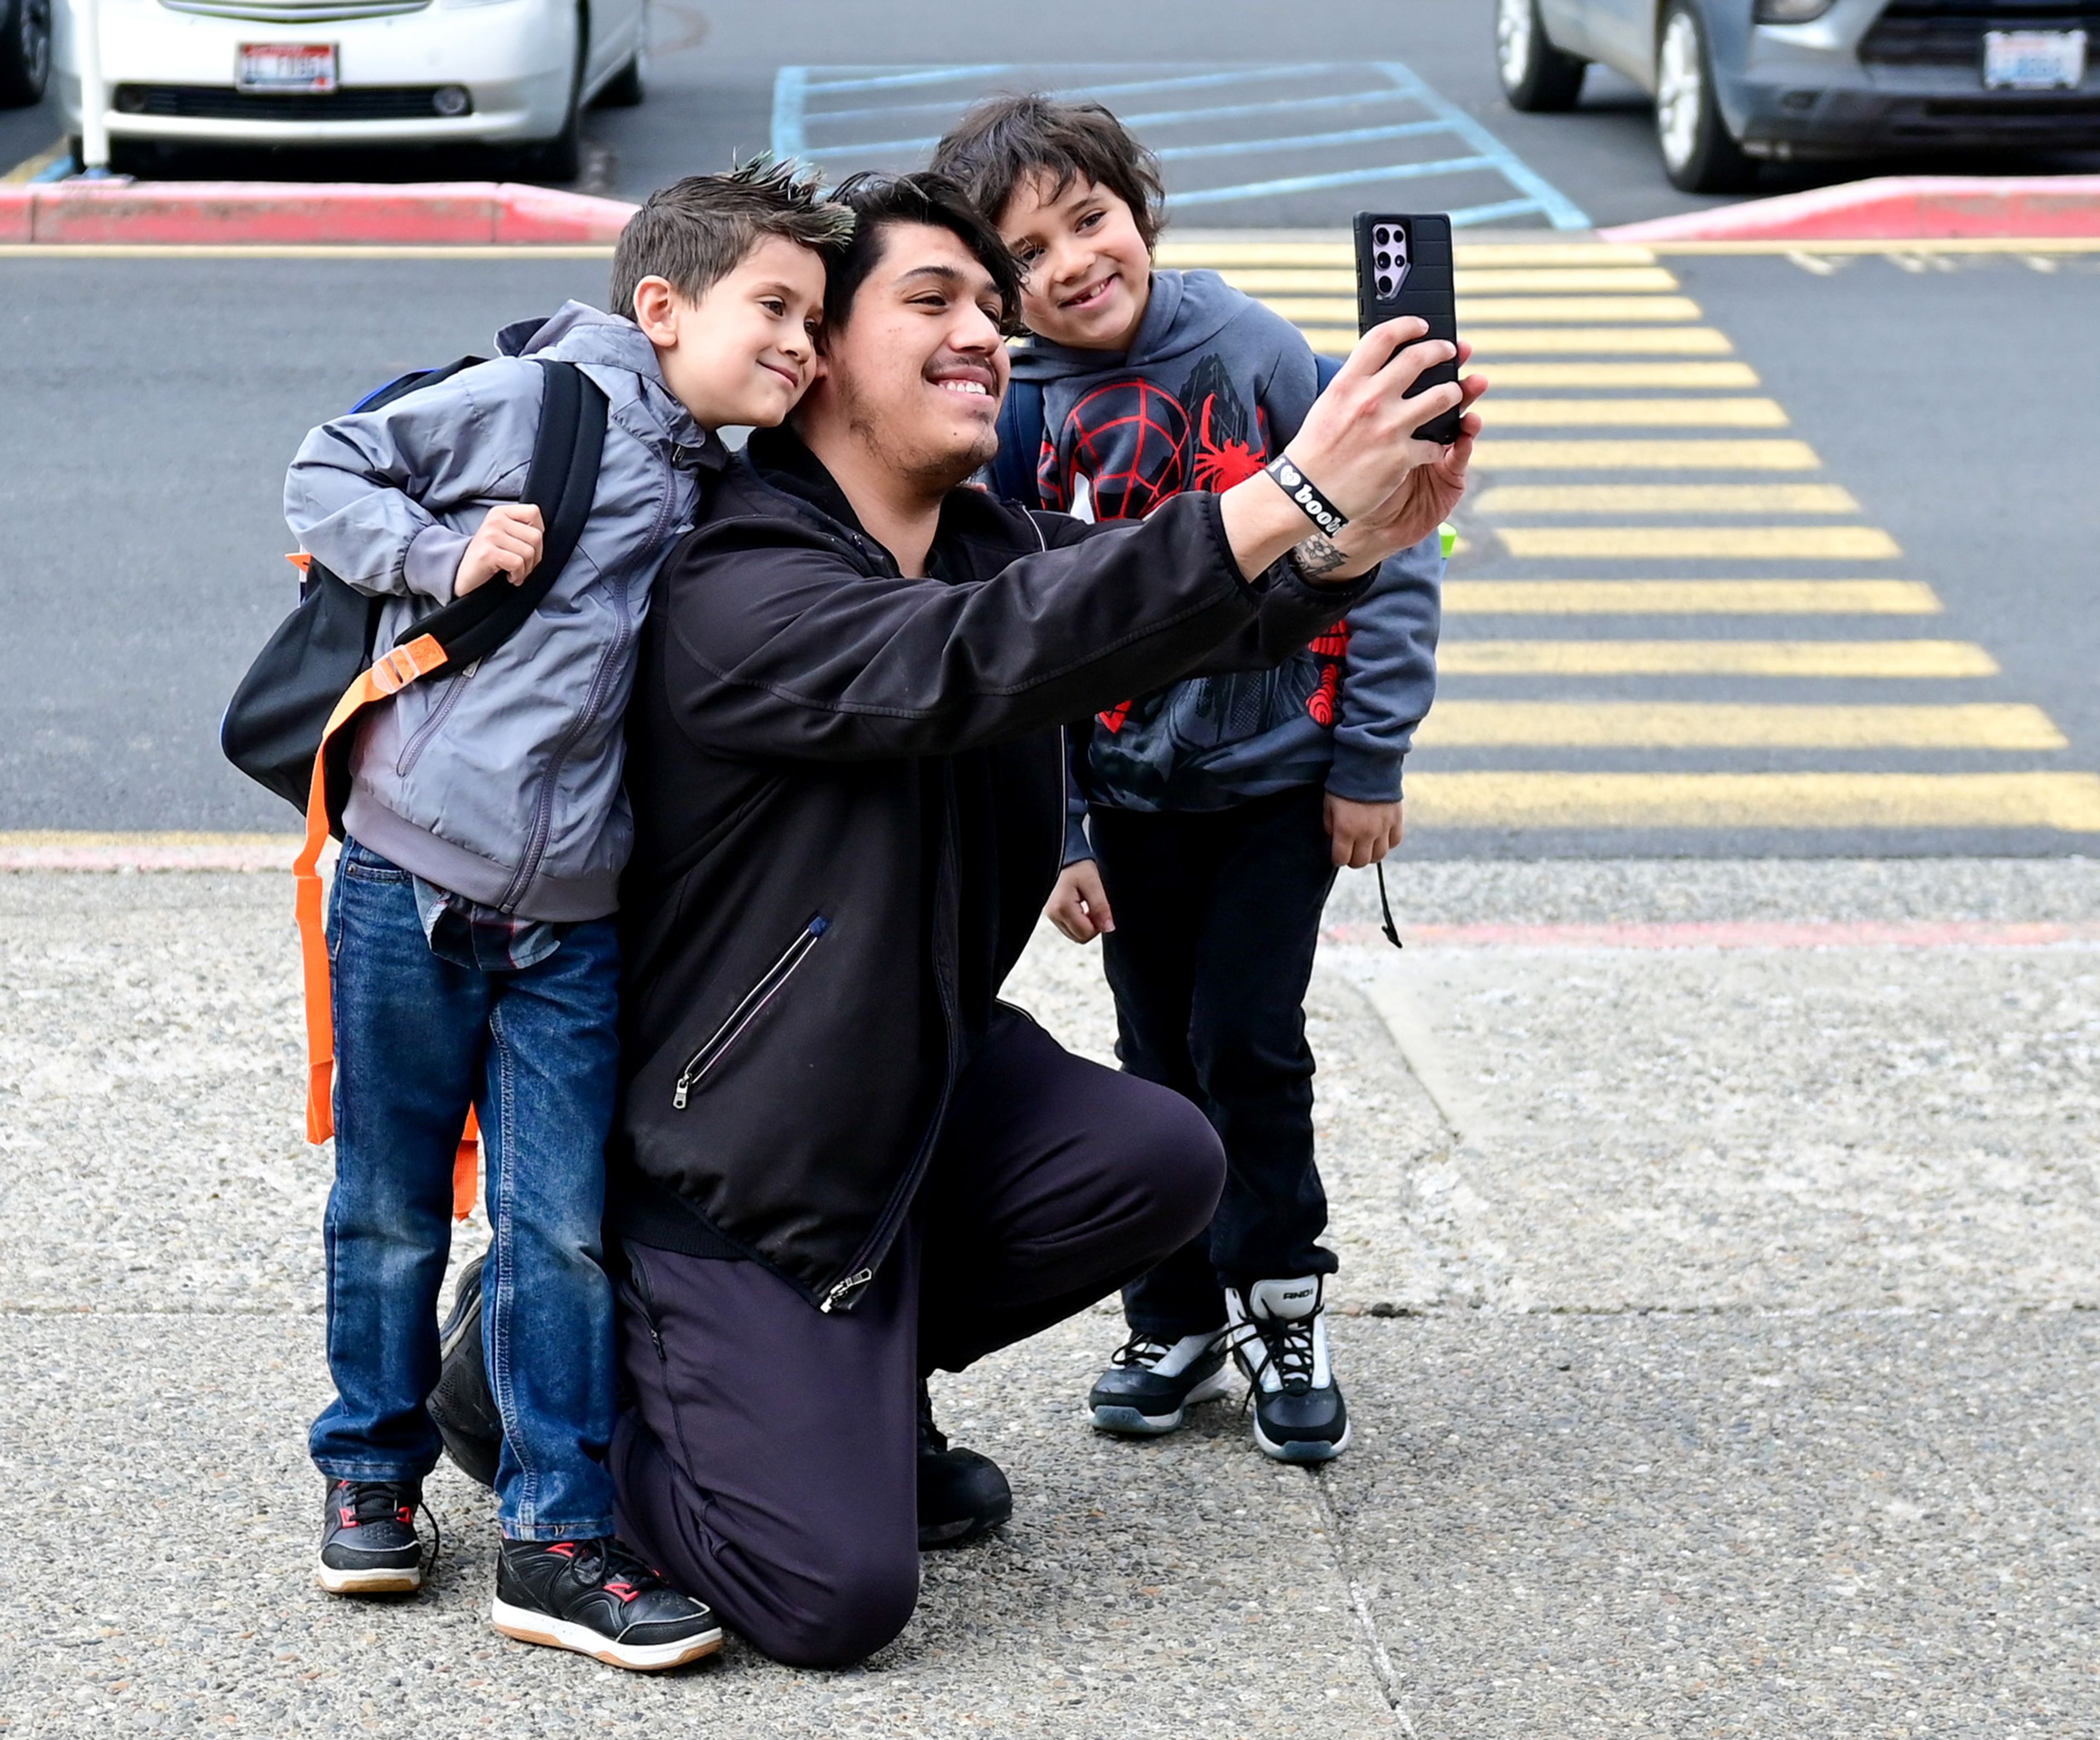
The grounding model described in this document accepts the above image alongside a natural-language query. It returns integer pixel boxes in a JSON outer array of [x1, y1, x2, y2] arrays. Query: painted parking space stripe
[[1496, 526, 1903, 559], [771, 62, 1591, 229], [1477, 362, 1761, 388]]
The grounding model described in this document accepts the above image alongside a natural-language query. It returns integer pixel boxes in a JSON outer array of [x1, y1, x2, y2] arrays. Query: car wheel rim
[[1656, 13, 1703, 168], [1497, 0, 1534, 85], [24, 0, 49, 77]]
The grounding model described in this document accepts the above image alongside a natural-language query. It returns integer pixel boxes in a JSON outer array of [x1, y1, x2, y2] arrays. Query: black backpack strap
[[394, 359, 609, 666], [988, 376, 1046, 504]]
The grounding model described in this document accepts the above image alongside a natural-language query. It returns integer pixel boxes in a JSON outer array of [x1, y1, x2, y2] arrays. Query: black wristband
[[1263, 455, 1349, 537]]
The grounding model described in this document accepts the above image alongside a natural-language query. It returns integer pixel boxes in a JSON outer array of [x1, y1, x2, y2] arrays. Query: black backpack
[[220, 354, 608, 828]]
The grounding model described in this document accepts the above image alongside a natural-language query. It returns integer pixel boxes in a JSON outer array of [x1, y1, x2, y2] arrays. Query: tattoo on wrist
[[1292, 534, 1351, 579]]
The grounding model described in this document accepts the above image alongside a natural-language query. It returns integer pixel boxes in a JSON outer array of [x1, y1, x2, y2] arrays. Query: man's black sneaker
[[1224, 1276, 1351, 1464], [492, 1537, 722, 1671], [917, 1381, 1011, 1548], [317, 1479, 428, 1594], [1088, 1329, 1234, 1436], [427, 1250, 502, 1489]]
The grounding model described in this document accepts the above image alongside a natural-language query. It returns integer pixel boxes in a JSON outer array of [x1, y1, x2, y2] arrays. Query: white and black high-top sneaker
[[1088, 1330, 1235, 1436], [317, 1479, 430, 1594], [1224, 1277, 1350, 1463], [493, 1537, 722, 1671]]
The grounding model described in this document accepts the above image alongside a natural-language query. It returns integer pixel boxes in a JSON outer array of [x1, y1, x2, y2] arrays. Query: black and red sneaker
[[492, 1537, 722, 1671], [317, 1479, 428, 1594]]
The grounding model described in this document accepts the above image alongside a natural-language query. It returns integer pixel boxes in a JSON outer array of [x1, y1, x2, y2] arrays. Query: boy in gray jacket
[[935, 99, 1442, 1466], [283, 160, 850, 1670]]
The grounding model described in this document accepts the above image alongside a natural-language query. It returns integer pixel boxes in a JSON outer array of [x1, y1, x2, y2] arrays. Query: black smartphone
[[1353, 212, 1461, 445]]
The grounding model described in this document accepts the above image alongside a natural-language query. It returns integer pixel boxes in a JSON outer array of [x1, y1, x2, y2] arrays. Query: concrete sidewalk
[[3, 859, 2096, 1736]]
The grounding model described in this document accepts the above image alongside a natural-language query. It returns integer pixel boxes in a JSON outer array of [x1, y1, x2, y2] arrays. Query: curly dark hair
[[930, 93, 1166, 249]]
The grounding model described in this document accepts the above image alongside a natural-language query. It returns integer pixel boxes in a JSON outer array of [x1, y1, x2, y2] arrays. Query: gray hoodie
[[1007, 269, 1441, 851], [283, 302, 722, 921]]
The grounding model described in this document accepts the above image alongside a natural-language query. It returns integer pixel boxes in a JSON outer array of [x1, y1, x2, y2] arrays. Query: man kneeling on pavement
[[434, 169, 1483, 1666]]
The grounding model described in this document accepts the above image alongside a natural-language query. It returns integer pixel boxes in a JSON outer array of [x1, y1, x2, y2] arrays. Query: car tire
[[524, 13, 586, 182], [0, 0, 52, 108], [1496, 0, 1586, 112], [599, 43, 646, 108], [1654, 2, 1758, 193]]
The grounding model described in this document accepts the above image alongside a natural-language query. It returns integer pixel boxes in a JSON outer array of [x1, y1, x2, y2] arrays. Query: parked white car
[[54, 0, 646, 178]]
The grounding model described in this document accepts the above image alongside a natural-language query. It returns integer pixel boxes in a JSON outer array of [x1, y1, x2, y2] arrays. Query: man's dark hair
[[929, 94, 1166, 251], [823, 170, 1025, 336], [610, 155, 855, 321]]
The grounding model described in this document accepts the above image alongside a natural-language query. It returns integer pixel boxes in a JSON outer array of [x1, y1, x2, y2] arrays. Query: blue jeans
[[308, 838, 619, 1540]]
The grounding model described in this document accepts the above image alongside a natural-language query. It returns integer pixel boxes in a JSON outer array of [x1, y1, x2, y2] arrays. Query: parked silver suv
[[1496, 0, 2099, 191]]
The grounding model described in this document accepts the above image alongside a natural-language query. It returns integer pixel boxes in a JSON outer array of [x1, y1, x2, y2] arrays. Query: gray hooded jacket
[[1008, 269, 1441, 852], [283, 302, 722, 921]]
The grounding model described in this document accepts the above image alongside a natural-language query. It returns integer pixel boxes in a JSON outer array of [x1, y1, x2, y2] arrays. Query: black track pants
[[1089, 783, 1341, 1340], [609, 1009, 1224, 1667]]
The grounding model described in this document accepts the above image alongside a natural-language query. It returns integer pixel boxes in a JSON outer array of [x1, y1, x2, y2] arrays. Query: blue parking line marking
[[1170, 155, 1498, 206], [772, 62, 1592, 231]]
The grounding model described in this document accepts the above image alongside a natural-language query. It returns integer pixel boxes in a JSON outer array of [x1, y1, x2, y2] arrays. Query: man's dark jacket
[[612, 425, 1369, 1314]]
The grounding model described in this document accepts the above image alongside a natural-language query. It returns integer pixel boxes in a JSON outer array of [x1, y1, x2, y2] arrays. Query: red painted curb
[[1603, 174, 2100, 242], [0, 181, 637, 245]]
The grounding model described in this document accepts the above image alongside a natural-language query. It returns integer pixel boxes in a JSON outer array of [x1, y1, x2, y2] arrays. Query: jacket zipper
[[672, 916, 830, 1109], [394, 657, 476, 778], [818, 780, 965, 1314]]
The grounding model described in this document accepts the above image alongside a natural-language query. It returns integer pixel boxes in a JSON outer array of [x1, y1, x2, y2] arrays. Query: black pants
[[609, 1009, 1224, 1667], [1090, 783, 1340, 1340]]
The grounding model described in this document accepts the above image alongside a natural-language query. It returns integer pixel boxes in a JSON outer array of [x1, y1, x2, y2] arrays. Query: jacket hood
[[1008, 270, 1246, 386], [497, 301, 703, 444]]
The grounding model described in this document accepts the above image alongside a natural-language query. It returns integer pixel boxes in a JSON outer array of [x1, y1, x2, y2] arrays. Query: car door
[[585, 0, 643, 94], [1583, 0, 1663, 88]]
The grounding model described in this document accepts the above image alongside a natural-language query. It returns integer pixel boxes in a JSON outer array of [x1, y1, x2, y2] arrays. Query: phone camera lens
[[1375, 251, 1390, 268], [1374, 226, 1391, 243], [1376, 274, 1394, 295]]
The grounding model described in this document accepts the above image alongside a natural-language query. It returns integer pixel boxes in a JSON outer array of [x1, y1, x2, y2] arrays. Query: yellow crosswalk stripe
[[1473, 361, 1760, 388], [1496, 526, 1902, 558], [1462, 296, 1709, 323], [1414, 702, 2064, 749], [1444, 580, 1942, 614], [1459, 327, 1737, 355], [1406, 771, 2100, 830], [1472, 439, 1819, 470], [1263, 295, 1707, 324], [1478, 483, 1860, 515], [1486, 399, 1790, 428], [1216, 267, 1681, 295], [1152, 242, 1659, 269], [1442, 639, 1994, 677]]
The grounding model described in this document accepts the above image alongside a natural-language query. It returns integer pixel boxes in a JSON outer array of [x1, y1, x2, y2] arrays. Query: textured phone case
[[1353, 212, 1460, 445]]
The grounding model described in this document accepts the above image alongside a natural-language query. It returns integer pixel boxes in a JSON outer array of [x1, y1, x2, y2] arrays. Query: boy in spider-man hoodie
[[934, 97, 1441, 1464]]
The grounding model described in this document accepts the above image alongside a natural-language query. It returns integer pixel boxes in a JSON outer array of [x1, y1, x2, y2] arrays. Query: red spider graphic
[[1306, 620, 1350, 727], [1188, 393, 1267, 492]]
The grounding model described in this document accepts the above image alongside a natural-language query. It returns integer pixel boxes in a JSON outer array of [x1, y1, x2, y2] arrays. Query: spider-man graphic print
[[1042, 355, 1349, 779]]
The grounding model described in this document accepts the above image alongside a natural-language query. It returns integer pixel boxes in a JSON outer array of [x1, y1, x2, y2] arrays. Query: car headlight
[[1755, 0, 1837, 20]]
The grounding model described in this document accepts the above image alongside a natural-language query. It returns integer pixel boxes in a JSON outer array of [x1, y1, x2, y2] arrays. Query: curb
[[1602, 174, 2100, 243], [0, 180, 638, 246]]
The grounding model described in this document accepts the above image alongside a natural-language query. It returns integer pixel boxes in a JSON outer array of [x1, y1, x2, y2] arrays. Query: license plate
[[1982, 28, 2086, 90], [236, 43, 339, 93]]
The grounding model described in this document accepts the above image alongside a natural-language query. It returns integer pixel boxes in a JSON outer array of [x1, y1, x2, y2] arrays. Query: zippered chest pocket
[[672, 915, 829, 1109]]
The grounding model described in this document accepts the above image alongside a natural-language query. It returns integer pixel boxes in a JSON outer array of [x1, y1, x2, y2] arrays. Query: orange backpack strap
[[293, 634, 450, 1145], [454, 1108, 481, 1221]]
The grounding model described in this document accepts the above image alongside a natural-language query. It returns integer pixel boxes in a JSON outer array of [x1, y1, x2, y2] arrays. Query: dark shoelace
[[1108, 1333, 1178, 1370], [342, 1480, 442, 1577], [1219, 1310, 1320, 1398]]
